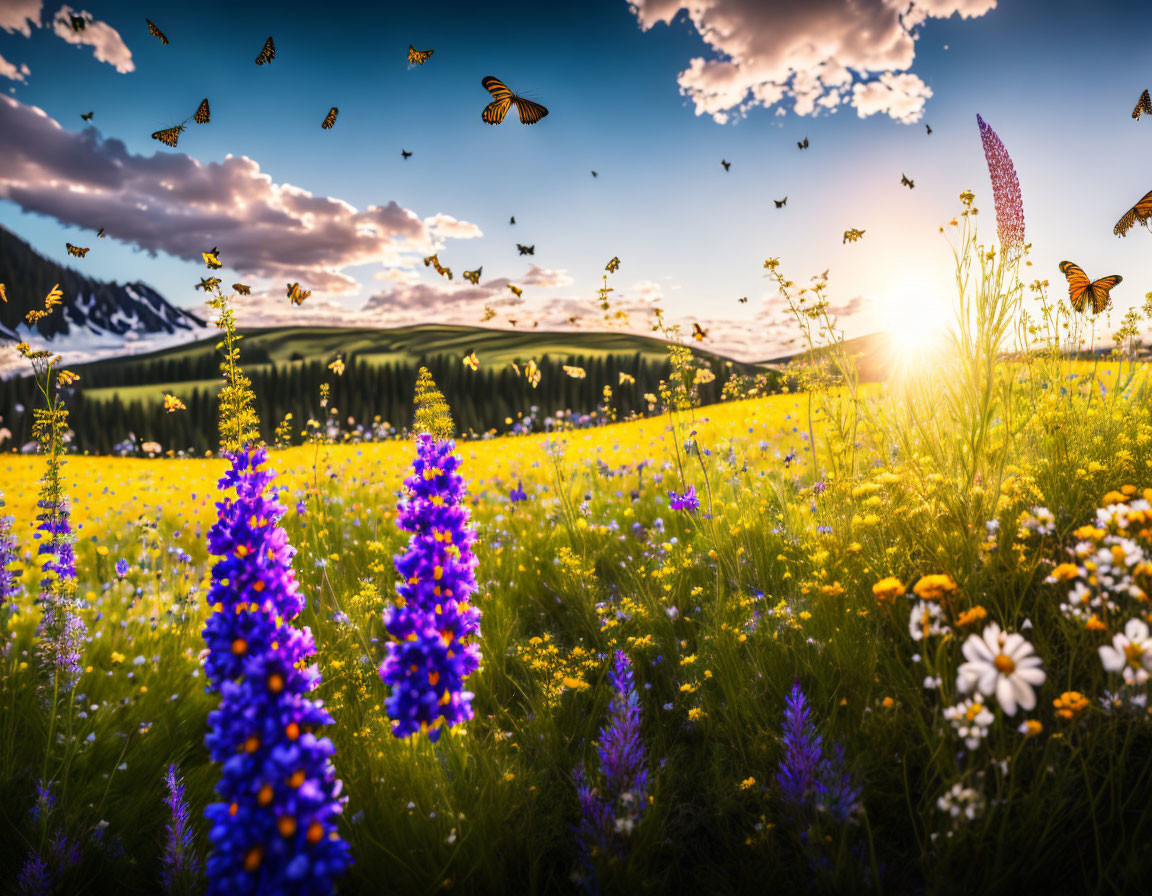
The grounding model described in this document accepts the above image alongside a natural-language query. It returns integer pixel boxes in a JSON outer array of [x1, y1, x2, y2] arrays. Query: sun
[[884, 284, 953, 372]]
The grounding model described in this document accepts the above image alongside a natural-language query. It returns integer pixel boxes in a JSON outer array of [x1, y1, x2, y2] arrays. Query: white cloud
[[0, 52, 30, 82], [0, 0, 41, 36], [628, 0, 996, 123], [423, 213, 484, 242], [50, 5, 134, 74]]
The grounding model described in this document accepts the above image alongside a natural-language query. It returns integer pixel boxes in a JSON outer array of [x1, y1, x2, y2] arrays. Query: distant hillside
[[0, 224, 204, 341], [761, 331, 895, 382]]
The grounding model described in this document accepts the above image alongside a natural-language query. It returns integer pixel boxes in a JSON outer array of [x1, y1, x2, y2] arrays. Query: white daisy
[[909, 601, 948, 641], [956, 622, 1046, 716], [1098, 618, 1152, 685]]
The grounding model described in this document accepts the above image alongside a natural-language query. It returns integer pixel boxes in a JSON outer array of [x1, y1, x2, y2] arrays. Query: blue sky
[[1, 0, 1150, 359]]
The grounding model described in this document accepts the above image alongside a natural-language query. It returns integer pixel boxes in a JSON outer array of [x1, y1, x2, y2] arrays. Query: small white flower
[[957, 623, 1046, 716], [909, 601, 948, 641], [943, 698, 994, 750], [1098, 618, 1152, 685]]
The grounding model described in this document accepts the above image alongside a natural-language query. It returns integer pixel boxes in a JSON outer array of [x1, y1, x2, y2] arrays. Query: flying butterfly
[[738, 296, 748, 303], [774, 197, 787, 208], [97, 228, 105, 238], [423, 253, 452, 280], [563, 365, 586, 379], [692, 322, 708, 342], [194, 99, 210, 124], [1134, 89, 1152, 120], [81, 111, 93, 121], [233, 283, 251, 295], [322, 107, 338, 129], [926, 123, 933, 135], [1058, 261, 1121, 315], [507, 318, 518, 327], [463, 351, 479, 371], [480, 76, 549, 125], [901, 173, 915, 189], [151, 124, 185, 148], [508, 284, 523, 298], [65, 243, 89, 258], [408, 45, 434, 65], [721, 160, 730, 171], [797, 136, 809, 149], [255, 36, 275, 65], [509, 216, 516, 225], [287, 282, 311, 305], [147, 18, 169, 45], [1113, 188, 1152, 237], [517, 244, 534, 256], [69, 14, 86, 32], [463, 267, 482, 285], [196, 277, 221, 291], [203, 248, 221, 269], [606, 256, 620, 273], [401, 149, 412, 159], [591, 170, 598, 177], [843, 228, 865, 244]]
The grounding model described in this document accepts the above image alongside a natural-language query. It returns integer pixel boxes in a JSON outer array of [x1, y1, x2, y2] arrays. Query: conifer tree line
[[1, 350, 773, 455]]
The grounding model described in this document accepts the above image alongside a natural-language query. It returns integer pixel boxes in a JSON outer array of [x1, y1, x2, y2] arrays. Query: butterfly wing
[[256, 36, 275, 65], [1114, 189, 1152, 237], [322, 107, 338, 129], [194, 99, 210, 124], [408, 45, 433, 65], [1087, 275, 1122, 315], [1058, 261, 1092, 312], [147, 18, 169, 45], [233, 283, 251, 295], [463, 268, 481, 285], [151, 125, 183, 147], [1134, 89, 1152, 120], [481, 77, 514, 124]]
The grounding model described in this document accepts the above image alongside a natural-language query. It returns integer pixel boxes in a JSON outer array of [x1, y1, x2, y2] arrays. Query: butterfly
[[287, 282, 311, 305], [69, 14, 86, 32], [1113, 188, 1152, 237], [81, 111, 93, 121], [843, 228, 865, 244], [774, 197, 787, 208], [65, 243, 89, 258], [606, 256, 620, 273], [203, 248, 221, 269], [151, 124, 185, 148], [463, 267, 482, 285], [692, 322, 708, 342], [508, 284, 523, 298], [255, 36, 275, 65], [1058, 262, 1121, 315], [525, 359, 541, 387], [509, 216, 516, 225], [322, 107, 338, 129], [196, 277, 221, 291], [508, 318, 518, 327], [401, 149, 412, 159], [591, 170, 598, 177], [563, 365, 586, 379], [194, 99, 210, 124], [463, 351, 479, 371], [147, 18, 169, 45], [517, 244, 535, 256], [423, 254, 452, 280], [480, 76, 549, 125], [619, 372, 635, 385], [738, 296, 748, 303], [233, 283, 251, 295], [901, 173, 914, 189], [797, 136, 809, 149], [1134, 89, 1152, 120], [408, 45, 434, 65], [926, 123, 932, 135], [721, 160, 730, 171]]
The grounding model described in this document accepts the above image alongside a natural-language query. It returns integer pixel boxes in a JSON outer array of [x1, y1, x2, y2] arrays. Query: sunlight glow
[[884, 283, 953, 374]]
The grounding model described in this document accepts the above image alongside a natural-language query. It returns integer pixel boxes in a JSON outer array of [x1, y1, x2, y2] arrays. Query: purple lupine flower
[[34, 496, 84, 690], [202, 448, 351, 894], [380, 433, 482, 740], [573, 651, 649, 878], [114, 558, 128, 579], [17, 853, 50, 895], [775, 682, 860, 826], [668, 486, 699, 512], [0, 496, 20, 612], [20, 782, 80, 895], [812, 481, 827, 496], [976, 114, 1025, 253], [161, 764, 202, 895], [510, 480, 528, 503]]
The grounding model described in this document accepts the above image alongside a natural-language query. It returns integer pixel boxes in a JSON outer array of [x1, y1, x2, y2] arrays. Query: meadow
[[4, 195, 1152, 896]]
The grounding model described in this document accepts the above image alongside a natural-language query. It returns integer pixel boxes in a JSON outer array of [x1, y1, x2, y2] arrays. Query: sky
[[0, 0, 1150, 361]]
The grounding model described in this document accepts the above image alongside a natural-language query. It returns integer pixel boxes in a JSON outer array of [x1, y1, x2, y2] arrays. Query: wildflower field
[[6, 179, 1152, 894]]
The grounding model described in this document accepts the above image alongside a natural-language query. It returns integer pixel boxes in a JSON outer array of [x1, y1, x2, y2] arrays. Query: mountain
[[0, 224, 205, 342], [760, 331, 894, 382]]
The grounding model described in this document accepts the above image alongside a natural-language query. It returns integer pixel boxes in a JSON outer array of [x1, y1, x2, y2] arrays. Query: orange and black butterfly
[[193, 99, 210, 124], [203, 248, 221, 269], [233, 283, 252, 295], [1058, 261, 1121, 315], [322, 107, 338, 129], [69, 14, 86, 32], [692, 322, 708, 342], [480, 76, 549, 125], [151, 124, 185, 148], [463, 351, 479, 371], [146, 18, 169, 45], [1134, 89, 1152, 120], [408, 45, 434, 65], [255, 36, 275, 65], [1114, 188, 1152, 237], [508, 284, 522, 298], [463, 267, 482, 285], [423, 254, 452, 280], [287, 282, 311, 305], [517, 244, 534, 256], [81, 111, 93, 121], [606, 256, 620, 273], [66, 243, 89, 258]]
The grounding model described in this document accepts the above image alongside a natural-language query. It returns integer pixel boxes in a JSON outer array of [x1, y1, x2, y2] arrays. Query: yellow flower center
[[1124, 642, 1145, 667], [993, 654, 1016, 675]]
